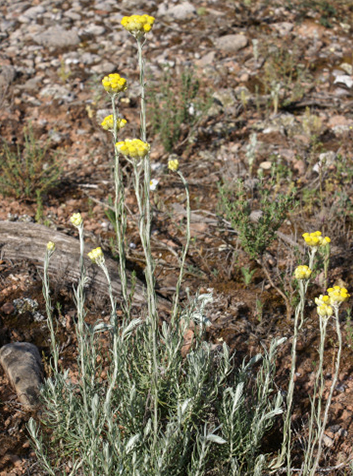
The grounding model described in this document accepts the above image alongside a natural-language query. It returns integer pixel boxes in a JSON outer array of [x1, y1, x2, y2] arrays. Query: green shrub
[[0, 125, 62, 199]]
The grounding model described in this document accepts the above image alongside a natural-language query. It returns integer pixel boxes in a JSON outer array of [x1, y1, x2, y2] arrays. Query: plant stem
[[172, 170, 191, 324], [111, 95, 129, 314], [303, 316, 328, 475], [43, 248, 59, 373], [310, 306, 342, 475], [136, 35, 159, 447], [259, 256, 292, 321]]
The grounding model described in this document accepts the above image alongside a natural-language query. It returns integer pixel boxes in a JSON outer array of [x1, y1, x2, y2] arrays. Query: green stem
[[43, 249, 59, 373], [310, 306, 342, 475], [111, 95, 129, 314], [303, 317, 328, 475], [172, 170, 191, 324], [137, 38, 146, 142], [76, 224, 88, 413], [136, 36, 159, 447]]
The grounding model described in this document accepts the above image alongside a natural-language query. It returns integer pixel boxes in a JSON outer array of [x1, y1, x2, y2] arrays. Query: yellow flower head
[[314, 294, 331, 307], [327, 286, 350, 306], [168, 158, 179, 172], [102, 73, 127, 94], [101, 115, 127, 131], [302, 231, 331, 248], [317, 303, 333, 319], [115, 139, 150, 159], [47, 241, 56, 252], [121, 14, 155, 38], [70, 213, 83, 228], [294, 265, 312, 280], [88, 247, 105, 265]]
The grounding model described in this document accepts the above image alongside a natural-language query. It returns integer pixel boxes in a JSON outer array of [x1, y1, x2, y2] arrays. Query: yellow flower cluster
[[315, 286, 350, 319], [47, 241, 55, 252], [314, 294, 331, 306], [88, 247, 105, 265], [168, 158, 179, 172], [70, 213, 83, 227], [302, 231, 331, 247], [294, 265, 312, 280], [317, 303, 333, 319], [102, 73, 127, 94], [121, 14, 155, 37], [327, 286, 350, 305], [101, 115, 127, 131], [115, 139, 150, 159]]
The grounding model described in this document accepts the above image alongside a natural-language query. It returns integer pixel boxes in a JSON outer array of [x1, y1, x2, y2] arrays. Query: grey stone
[[0, 64, 16, 87], [32, 26, 80, 49], [0, 342, 43, 408], [196, 51, 216, 67], [39, 84, 69, 98], [213, 88, 236, 108], [65, 11, 81, 21], [214, 34, 248, 53], [81, 52, 100, 65], [159, 1, 197, 20], [18, 5, 45, 23], [91, 61, 116, 74], [83, 24, 106, 36], [272, 22, 294, 35], [334, 74, 353, 88]]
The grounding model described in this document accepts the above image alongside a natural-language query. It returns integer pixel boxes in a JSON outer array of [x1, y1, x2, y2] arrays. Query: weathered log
[[0, 221, 171, 311]]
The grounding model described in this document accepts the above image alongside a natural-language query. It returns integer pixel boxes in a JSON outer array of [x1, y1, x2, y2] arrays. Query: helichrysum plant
[[272, 231, 350, 475], [29, 14, 285, 476]]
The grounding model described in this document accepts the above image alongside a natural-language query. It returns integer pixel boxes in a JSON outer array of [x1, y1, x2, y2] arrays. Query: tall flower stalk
[[120, 13, 160, 444], [272, 232, 330, 473], [43, 241, 59, 373], [168, 159, 191, 324], [101, 74, 129, 314], [308, 286, 349, 475], [274, 265, 312, 472]]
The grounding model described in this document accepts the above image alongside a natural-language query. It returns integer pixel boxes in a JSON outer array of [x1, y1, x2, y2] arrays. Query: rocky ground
[[1, 0, 353, 474]]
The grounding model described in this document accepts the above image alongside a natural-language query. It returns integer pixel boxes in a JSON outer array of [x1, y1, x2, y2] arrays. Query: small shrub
[[0, 125, 62, 199], [219, 178, 297, 260], [148, 67, 211, 152]]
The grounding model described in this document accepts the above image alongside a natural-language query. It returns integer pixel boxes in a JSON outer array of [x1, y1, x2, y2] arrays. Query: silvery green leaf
[[232, 382, 244, 413], [181, 398, 192, 415], [125, 434, 140, 453], [93, 322, 113, 333], [122, 318, 142, 340], [161, 321, 169, 339], [144, 418, 152, 437], [205, 434, 227, 444], [248, 353, 262, 366], [275, 337, 287, 347]]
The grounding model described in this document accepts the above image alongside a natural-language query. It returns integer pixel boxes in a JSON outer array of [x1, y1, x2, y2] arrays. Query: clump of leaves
[[0, 125, 62, 199], [147, 67, 211, 152], [219, 178, 297, 260]]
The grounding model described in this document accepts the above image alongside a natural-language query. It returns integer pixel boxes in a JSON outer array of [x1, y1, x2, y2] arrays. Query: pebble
[[214, 34, 248, 53], [158, 1, 197, 20], [272, 22, 294, 35], [32, 26, 80, 48]]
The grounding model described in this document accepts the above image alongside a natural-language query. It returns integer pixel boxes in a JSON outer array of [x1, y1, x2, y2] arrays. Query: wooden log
[[0, 221, 171, 311]]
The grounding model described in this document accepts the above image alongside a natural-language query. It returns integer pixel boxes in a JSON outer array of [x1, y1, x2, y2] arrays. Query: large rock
[[32, 26, 80, 49], [0, 342, 43, 409], [214, 34, 248, 53]]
